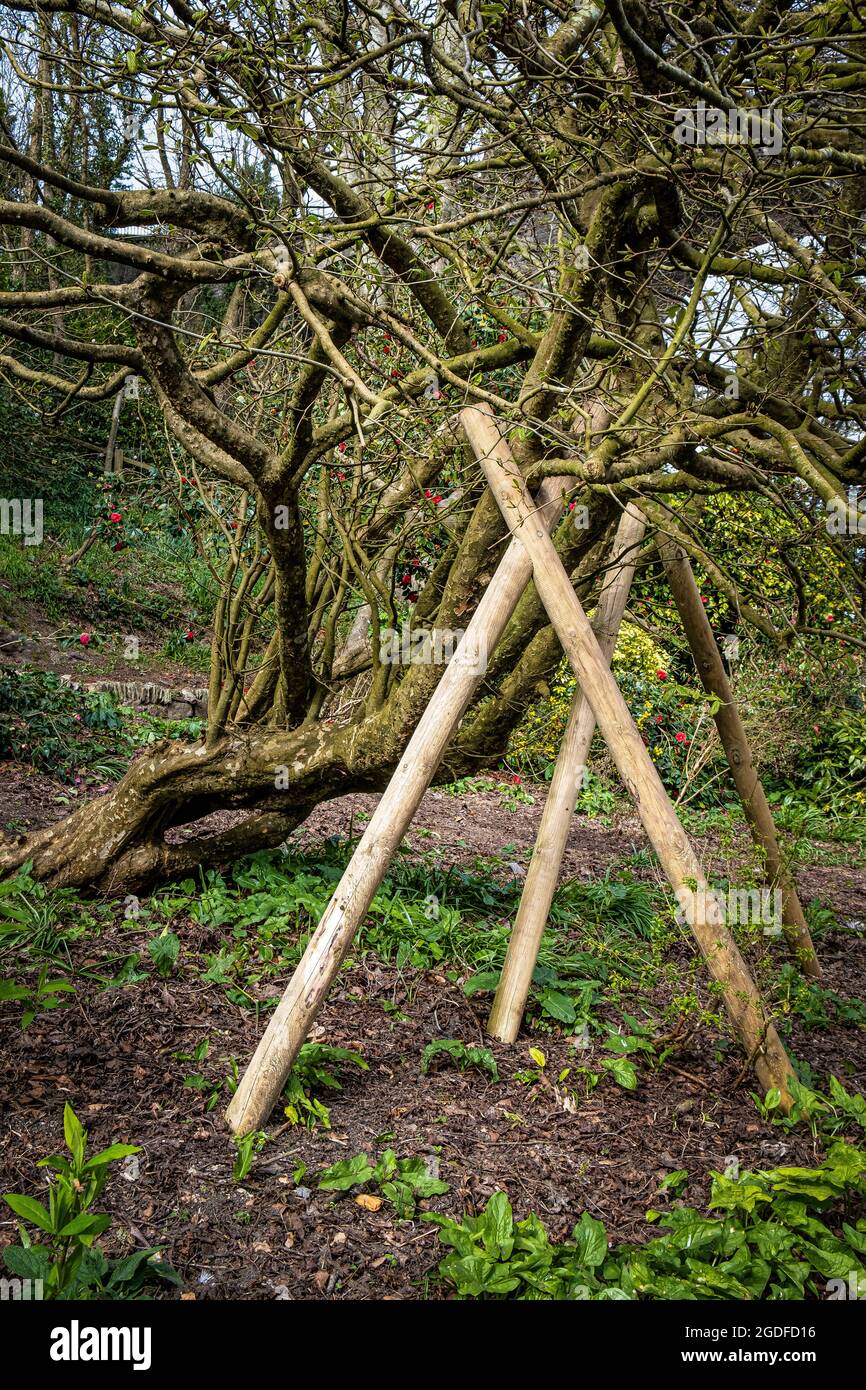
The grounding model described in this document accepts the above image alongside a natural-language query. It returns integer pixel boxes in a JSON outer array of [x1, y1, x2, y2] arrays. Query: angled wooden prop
[[461, 403, 795, 1108], [488, 502, 646, 1042], [657, 532, 820, 978], [226, 472, 575, 1134]]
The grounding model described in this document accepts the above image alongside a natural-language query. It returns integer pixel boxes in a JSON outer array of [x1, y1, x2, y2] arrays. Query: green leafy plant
[[441, 775, 492, 797], [147, 929, 181, 978], [755, 1075, 866, 1140], [427, 1142, 866, 1300], [2, 1103, 179, 1299], [600, 1054, 638, 1090], [597, 1024, 662, 1090], [175, 1042, 239, 1112], [318, 1148, 449, 1218], [0, 669, 126, 781], [0, 965, 75, 1028], [426, 1190, 621, 1298], [142, 847, 660, 1044], [575, 769, 617, 818], [773, 962, 866, 1031], [420, 1039, 499, 1081], [232, 1129, 267, 1182], [283, 1043, 368, 1129], [514, 1045, 549, 1087], [498, 780, 534, 811]]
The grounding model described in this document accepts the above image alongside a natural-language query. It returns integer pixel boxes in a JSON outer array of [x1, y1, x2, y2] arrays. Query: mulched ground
[[2, 782, 865, 1300]]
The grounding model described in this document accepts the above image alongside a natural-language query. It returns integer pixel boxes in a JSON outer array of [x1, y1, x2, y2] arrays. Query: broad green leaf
[[538, 989, 576, 1024], [63, 1103, 86, 1167], [481, 1191, 514, 1259], [3, 1244, 52, 1281], [59, 1211, 112, 1237], [318, 1153, 375, 1191], [462, 971, 500, 997], [83, 1143, 140, 1171], [3, 1194, 53, 1232], [601, 1056, 637, 1090], [572, 1212, 608, 1269], [373, 1149, 398, 1183]]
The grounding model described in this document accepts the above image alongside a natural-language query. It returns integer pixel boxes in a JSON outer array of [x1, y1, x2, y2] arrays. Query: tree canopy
[[1, 0, 865, 890]]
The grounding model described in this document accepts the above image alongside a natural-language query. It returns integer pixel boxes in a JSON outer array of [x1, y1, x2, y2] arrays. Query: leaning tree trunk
[[1, 457, 602, 894], [0, 717, 399, 893]]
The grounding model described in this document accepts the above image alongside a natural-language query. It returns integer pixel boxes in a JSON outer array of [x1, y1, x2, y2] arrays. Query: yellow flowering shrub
[[611, 621, 671, 681], [508, 622, 675, 781]]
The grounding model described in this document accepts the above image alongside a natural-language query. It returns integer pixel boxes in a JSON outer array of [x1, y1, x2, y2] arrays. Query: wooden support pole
[[488, 503, 646, 1042], [225, 474, 575, 1135], [657, 533, 820, 978], [461, 403, 795, 1108], [103, 386, 124, 476]]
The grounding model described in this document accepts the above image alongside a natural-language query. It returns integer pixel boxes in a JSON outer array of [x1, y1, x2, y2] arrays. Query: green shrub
[[0, 668, 123, 780]]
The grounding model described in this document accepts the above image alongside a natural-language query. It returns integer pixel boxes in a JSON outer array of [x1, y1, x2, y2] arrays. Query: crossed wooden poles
[[226, 405, 815, 1135]]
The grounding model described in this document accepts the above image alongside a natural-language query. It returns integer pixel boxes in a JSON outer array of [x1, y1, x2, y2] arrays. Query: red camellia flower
[[338, 441, 347, 452], [79, 632, 90, 646], [424, 489, 432, 499], [700, 596, 708, 605], [498, 332, 507, 343], [408, 593, 418, 603], [401, 573, 411, 584], [657, 669, 667, 680], [180, 476, 188, 484], [230, 521, 238, 530], [432, 495, 442, 505], [826, 614, 835, 622], [337, 471, 346, 481], [109, 511, 122, 523], [383, 346, 390, 355], [113, 541, 125, 552], [675, 731, 687, 743], [512, 775, 521, 785], [426, 201, 434, 211], [185, 629, 195, 642], [655, 714, 663, 724]]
